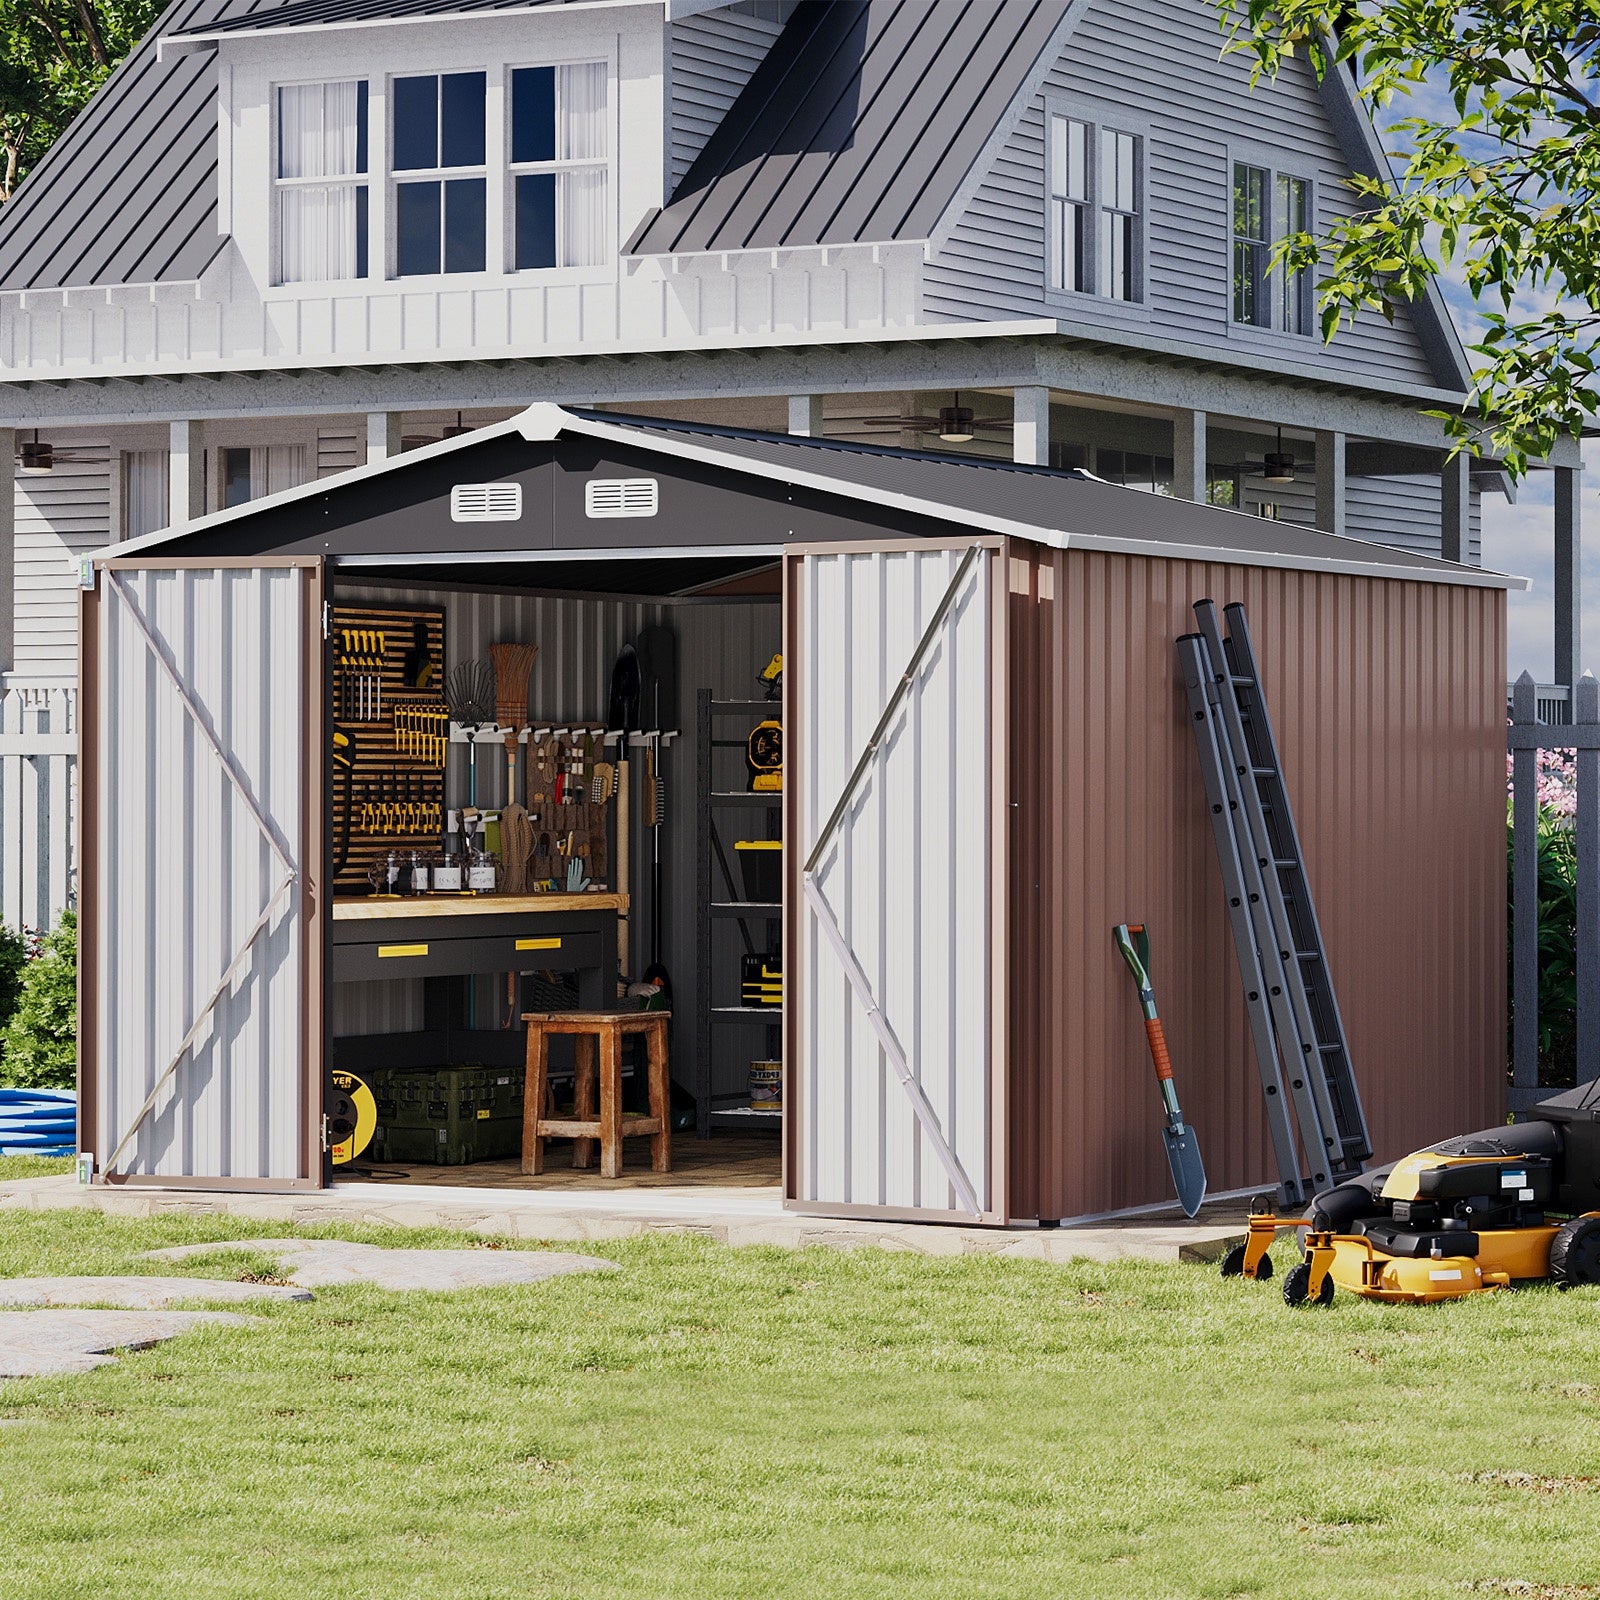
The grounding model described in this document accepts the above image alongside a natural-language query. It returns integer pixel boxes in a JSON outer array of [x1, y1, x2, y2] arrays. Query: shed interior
[[323, 557, 787, 1191]]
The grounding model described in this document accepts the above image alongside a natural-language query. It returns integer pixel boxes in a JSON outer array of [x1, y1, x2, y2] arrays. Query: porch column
[[1314, 429, 1346, 538], [0, 428, 14, 673], [787, 395, 825, 437], [1556, 463, 1583, 689], [1172, 409, 1207, 502], [1013, 385, 1050, 466], [169, 420, 206, 529], [1440, 449, 1471, 565], [367, 411, 404, 465]]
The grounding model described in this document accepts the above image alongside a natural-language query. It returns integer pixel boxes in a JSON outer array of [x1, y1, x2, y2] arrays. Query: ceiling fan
[[1228, 424, 1299, 486], [401, 411, 476, 451], [847, 392, 1013, 444], [14, 429, 106, 475]]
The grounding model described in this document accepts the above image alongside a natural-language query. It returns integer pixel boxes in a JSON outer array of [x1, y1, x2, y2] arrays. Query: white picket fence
[[0, 683, 75, 934]]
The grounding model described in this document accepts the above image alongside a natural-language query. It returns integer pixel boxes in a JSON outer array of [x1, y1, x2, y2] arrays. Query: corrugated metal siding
[[669, 8, 788, 190], [791, 544, 998, 1216], [13, 449, 112, 677], [1006, 544, 1505, 1219], [923, 0, 1441, 390], [94, 564, 309, 1181]]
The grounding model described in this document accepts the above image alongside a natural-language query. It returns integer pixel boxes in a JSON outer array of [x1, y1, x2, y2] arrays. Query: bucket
[[747, 1061, 782, 1110]]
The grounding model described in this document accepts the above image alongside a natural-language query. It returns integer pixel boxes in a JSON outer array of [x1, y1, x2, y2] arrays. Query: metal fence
[[0, 684, 76, 934], [1509, 670, 1598, 1113], [1508, 680, 1572, 726]]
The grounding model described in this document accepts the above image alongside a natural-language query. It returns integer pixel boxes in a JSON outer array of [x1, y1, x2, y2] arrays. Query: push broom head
[[489, 642, 539, 731]]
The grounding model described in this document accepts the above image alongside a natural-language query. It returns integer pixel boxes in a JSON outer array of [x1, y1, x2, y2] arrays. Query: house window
[[393, 72, 487, 277], [1233, 160, 1313, 334], [509, 62, 609, 270], [122, 451, 170, 540], [218, 445, 310, 511], [275, 80, 369, 284], [1047, 111, 1142, 302], [1048, 115, 1089, 293]]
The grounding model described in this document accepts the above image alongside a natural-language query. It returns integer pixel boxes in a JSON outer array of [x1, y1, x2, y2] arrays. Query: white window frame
[[389, 69, 491, 281], [1043, 101, 1147, 308], [505, 59, 612, 275], [270, 76, 370, 288], [1229, 146, 1315, 338]]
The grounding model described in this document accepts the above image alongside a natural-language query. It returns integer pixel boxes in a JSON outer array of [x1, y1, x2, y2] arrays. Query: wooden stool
[[521, 1011, 672, 1179]]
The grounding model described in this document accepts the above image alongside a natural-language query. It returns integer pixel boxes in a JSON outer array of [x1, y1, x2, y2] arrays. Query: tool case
[[741, 951, 783, 1008], [367, 1063, 523, 1165]]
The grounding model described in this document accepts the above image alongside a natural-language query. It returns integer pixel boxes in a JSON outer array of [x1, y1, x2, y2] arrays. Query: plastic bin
[[366, 1064, 523, 1165], [734, 839, 782, 904]]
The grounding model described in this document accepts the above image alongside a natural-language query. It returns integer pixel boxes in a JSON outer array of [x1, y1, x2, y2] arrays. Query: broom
[[489, 642, 539, 807]]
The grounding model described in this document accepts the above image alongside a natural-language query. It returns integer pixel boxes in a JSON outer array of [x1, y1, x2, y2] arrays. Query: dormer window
[[394, 72, 488, 276], [275, 80, 369, 283], [510, 63, 609, 270]]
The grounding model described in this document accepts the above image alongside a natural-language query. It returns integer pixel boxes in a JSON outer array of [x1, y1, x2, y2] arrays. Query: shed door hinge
[[322, 601, 333, 641]]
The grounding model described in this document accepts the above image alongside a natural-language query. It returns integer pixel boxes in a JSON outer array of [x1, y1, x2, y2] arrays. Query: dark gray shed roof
[[627, 0, 1070, 256], [0, 0, 266, 292], [175, 0, 595, 35]]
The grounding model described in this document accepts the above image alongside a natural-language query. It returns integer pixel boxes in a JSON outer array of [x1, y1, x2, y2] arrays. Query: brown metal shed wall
[[1007, 544, 1506, 1221]]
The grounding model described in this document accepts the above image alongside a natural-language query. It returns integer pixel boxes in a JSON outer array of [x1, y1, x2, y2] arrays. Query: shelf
[[711, 1006, 784, 1020], [710, 792, 783, 805], [711, 901, 782, 916], [710, 1107, 782, 1126]]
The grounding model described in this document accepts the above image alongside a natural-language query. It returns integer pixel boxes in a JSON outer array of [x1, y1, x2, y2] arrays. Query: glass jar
[[433, 852, 462, 893]]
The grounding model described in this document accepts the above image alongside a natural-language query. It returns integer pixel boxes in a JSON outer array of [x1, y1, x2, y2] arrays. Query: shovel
[[1112, 923, 1207, 1218]]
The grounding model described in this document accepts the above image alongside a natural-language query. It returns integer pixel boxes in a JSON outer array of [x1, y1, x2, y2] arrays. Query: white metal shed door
[[83, 561, 322, 1188], [788, 542, 1003, 1220]]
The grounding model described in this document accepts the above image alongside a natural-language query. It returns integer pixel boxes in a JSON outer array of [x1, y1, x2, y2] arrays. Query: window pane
[[222, 447, 252, 509], [511, 66, 556, 164], [444, 176, 486, 273], [396, 179, 441, 275], [393, 76, 438, 171], [1102, 211, 1134, 301], [515, 172, 557, 268], [354, 184, 368, 279], [440, 71, 486, 168], [277, 182, 368, 282], [1233, 162, 1266, 242], [278, 81, 365, 179], [559, 168, 606, 266], [123, 451, 170, 539], [1068, 120, 1086, 201], [1050, 115, 1067, 200], [1101, 129, 1135, 212], [557, 62, 607, 160]]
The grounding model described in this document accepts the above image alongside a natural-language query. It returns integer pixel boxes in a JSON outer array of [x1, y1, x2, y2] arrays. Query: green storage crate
[[367, 1064, 523, 1166]]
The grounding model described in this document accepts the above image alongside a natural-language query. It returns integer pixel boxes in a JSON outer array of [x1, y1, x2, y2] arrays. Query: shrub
[[0, 910, 76, 1090], [0, 922, 28, 1043]]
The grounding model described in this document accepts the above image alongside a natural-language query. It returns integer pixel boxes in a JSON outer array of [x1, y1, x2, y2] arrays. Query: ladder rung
[[1319, 1043, 1344, 1053]]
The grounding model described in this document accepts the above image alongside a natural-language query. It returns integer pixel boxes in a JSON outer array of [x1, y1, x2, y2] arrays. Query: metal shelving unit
[[694, 690, 783, 1136]]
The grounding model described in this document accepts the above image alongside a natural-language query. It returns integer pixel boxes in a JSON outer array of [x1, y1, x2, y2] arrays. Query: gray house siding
[[668, 5, 789, 190], [1347, 475, 1482, 566], [923, 0, 1440, 391], [12, 448, 111, 677]]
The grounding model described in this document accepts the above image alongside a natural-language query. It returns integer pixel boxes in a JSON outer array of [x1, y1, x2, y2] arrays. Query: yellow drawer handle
[[377, 943, 429, 958], [516, 937, 562, 952]]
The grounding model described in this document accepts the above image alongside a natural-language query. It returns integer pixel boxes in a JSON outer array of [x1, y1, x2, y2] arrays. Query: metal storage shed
[[76, 405, 1520, 1223]]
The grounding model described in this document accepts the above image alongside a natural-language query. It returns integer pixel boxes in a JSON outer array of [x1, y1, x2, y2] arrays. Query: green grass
[[2, 1209, 1599, 1600], [0, 1154, 73, 1181]]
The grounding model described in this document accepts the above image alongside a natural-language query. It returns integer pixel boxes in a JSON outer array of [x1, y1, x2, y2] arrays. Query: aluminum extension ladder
[[1178, 600, 1371, 1207]]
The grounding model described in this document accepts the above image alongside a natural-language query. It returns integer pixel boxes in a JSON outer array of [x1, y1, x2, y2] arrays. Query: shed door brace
[[802, 543, 986, 1218], [99, 570, 299, 1177]]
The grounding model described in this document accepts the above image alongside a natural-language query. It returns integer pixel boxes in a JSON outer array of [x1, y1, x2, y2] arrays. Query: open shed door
[[785, 539, 1006, 1223], [79, 559, 325, 1189]]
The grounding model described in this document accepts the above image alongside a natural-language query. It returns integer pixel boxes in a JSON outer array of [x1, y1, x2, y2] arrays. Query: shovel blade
[[1162, 1122, 1208, 1218]]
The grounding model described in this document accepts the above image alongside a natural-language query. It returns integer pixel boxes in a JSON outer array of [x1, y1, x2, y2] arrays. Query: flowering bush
[[1509, 748, 1578, 1085]]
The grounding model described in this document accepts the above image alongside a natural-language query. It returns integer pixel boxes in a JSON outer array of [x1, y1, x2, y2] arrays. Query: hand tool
[[1112, 922, 1207, 1218], [490, 641, 539, 808]]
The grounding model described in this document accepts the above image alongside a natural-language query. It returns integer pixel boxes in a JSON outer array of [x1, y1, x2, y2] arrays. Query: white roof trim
[[104, 403, 1528, 591], [334, 542, 781, 567]]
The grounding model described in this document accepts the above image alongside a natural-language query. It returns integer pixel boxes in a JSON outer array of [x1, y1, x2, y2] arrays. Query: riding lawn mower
[[1225, 1083, 1600, 1306]]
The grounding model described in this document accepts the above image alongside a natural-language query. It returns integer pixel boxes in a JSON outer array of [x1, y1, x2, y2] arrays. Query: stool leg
[[648, 1020, 671, 1174], [573, 1033, 597, 1170], [600, 1024, 623, 1179], [523, 1022, 548, 1177]]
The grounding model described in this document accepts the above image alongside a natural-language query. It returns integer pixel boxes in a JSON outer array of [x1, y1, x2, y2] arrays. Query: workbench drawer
[[333, 930, 602, 982]]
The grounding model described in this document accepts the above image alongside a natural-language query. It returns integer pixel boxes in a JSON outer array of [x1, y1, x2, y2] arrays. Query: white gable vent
[[585, 478, 659, 519], [450, 482, 522, 522]]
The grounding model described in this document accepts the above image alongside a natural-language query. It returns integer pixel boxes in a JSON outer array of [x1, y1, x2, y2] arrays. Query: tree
[[0, 0, 161, 202], [0, 909, 76, 1090], [1219, 1, 1600, 474]]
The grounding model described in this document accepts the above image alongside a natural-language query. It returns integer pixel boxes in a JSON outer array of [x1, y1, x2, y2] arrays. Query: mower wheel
[[1220, 1245, 1273, 1281], [1549, 1216, 1600, 1289], [1282, 1261, 1335, 1308]]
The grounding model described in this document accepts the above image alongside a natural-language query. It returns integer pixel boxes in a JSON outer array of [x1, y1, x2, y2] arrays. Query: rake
[[445, 659, 497, 809]]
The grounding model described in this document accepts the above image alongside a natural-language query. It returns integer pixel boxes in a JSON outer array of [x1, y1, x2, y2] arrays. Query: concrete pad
[[0, 1277, 312, 1309], [0, 1309, 251, 1378], [141, 1238, 617, 1291]]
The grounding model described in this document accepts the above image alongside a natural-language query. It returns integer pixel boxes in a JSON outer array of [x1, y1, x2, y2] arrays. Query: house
[[76, 403, 1512, 1216], [0, 0, 1580, 723]]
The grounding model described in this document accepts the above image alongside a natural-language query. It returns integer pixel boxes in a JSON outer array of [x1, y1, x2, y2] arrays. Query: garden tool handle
[[1144, 1017, 1175, 1082]]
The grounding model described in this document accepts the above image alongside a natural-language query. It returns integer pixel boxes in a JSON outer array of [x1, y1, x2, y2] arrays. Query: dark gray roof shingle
[[176, 0, 588, 34], [627, 0, 1070, 256]]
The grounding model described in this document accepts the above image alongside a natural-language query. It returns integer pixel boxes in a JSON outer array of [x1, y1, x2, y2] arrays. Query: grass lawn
[[2, 1207, 1600, 1600], [0, 1155, 74, 1181]]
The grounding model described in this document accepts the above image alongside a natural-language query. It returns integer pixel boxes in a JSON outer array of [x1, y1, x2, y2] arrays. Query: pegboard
[[331, 601, 447, 892]]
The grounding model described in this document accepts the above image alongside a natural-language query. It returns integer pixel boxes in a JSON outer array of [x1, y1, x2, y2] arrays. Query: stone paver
[[0, 1309, 251, 1378], [141, 1238, 617, 1291], [0, 1276, 312, 1309]]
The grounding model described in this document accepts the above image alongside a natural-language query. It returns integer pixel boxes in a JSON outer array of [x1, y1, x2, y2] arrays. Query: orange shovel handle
[[1145, 1017, 1175, 1082]]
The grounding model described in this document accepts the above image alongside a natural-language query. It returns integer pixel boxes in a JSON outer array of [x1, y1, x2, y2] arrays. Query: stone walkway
[[0, 1276, 311, 1309], [0, 1309, 251, 1378], [0, 1173, 1246, 1264]]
